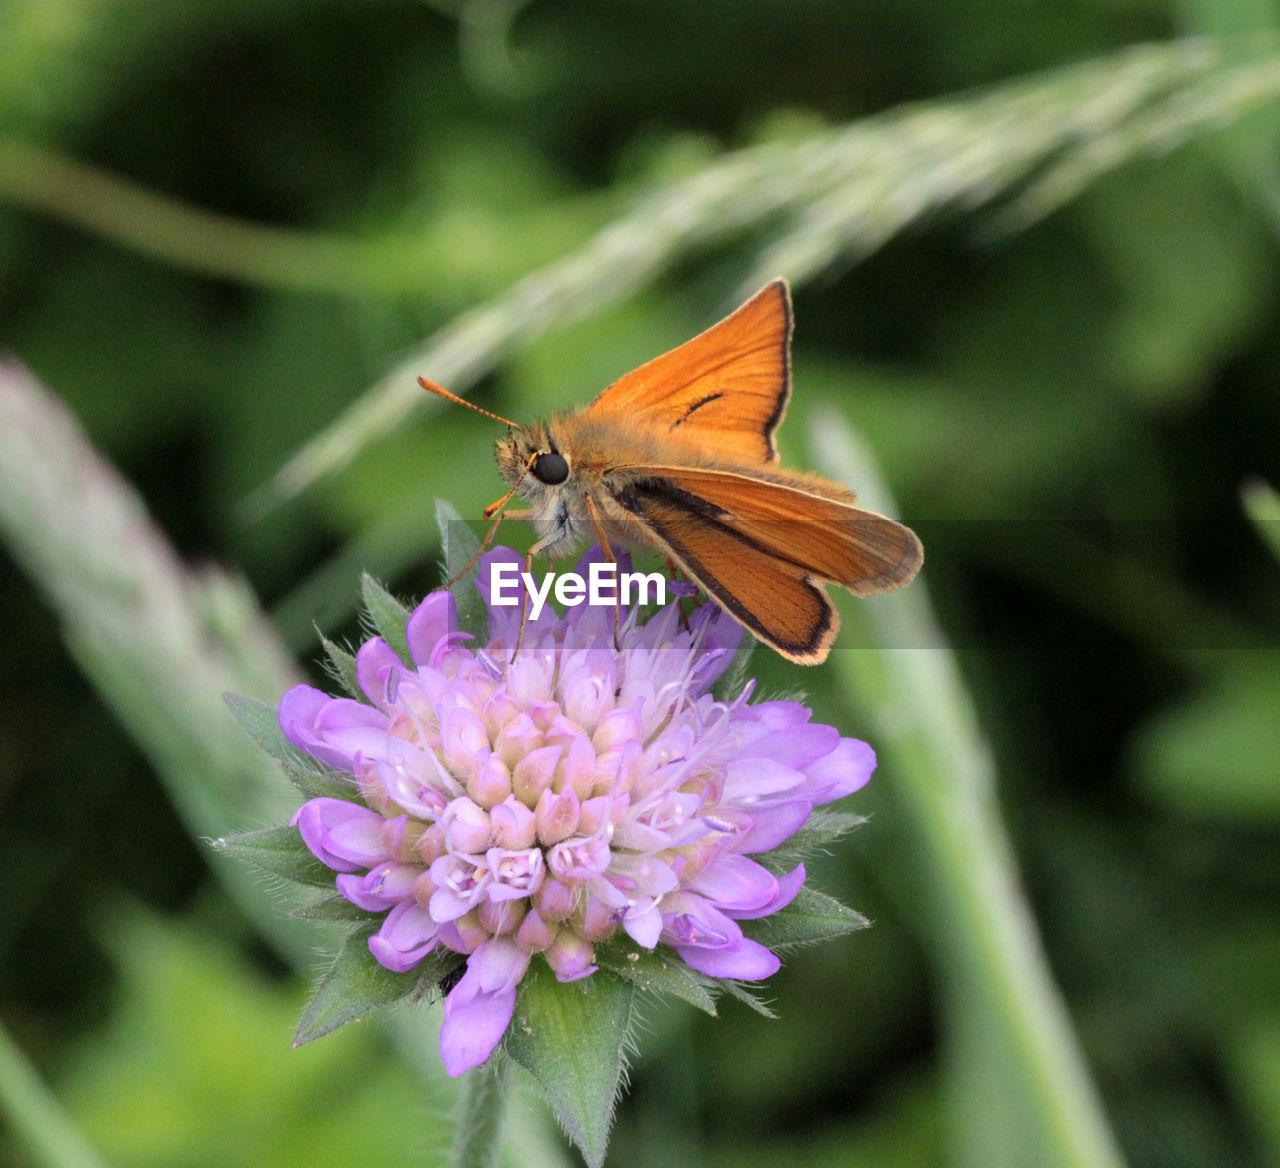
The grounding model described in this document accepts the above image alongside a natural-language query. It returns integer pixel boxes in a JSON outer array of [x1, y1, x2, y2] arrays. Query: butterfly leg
[[582, 494, 622, 650], [508, 541, 556, 662], [506, 515, 553, 662], [510, 547, 534, 661], [441, 507, 509, 589], [442, 455, 536, 589], [663, 556, 697, 631]]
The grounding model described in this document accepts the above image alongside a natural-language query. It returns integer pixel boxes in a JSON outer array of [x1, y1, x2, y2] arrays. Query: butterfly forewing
[[584, 280, 792, 465]]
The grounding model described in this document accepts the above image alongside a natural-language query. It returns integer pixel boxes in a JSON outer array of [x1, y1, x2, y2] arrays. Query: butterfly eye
[[531, 451, 569, 485]]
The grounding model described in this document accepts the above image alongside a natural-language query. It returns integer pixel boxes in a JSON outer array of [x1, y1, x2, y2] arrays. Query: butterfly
[[421, 278, 922, 663]]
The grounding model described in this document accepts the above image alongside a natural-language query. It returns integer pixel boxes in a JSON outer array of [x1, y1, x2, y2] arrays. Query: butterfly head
[[495, 421, 571, 497]]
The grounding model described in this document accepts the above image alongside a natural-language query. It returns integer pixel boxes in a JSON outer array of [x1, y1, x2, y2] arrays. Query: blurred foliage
[[59, 904, 448, 1168], [2, 2, 1280, 1167]]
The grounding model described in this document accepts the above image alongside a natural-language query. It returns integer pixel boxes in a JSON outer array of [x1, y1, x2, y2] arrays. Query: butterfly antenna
[[483, 450, 538, 520], [419, 377, 522, 429]]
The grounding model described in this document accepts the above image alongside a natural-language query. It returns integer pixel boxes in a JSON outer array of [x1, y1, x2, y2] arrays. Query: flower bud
[[467, 752, 512, 808], [479, 896, 527, 936], [515, 909, 553, 953], [490, 795, 537, 850], [512, 743, 562, 805], [535, 785, 581, 846], [544, 927, 597, 982], [580, 894, 621, 941], [532, 877, 575, 922], [441, 797, 491, 853]]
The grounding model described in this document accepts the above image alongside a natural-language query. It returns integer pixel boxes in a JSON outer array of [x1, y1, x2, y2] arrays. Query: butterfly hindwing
[[608, 464, 923, 599], [606, 477, 839, 663]]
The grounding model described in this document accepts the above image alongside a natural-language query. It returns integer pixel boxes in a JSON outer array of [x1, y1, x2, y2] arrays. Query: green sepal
[[595, 944, 718, 1016], [213, 825, 335, 889], [223, 691, 353, 799], [224, 691, 301, 766], [436, 499, 488, 637], [277, 756, 357, 801], [320, 634, 361, 698], [290, 894, 371, 922], [714, 977, 777, 1018], [756, 809, 865, 872], [741, 884, 869, 951], [504, 964, 635, 1168], [361, 573, 412, 662], [295, 926, 462, 1046]]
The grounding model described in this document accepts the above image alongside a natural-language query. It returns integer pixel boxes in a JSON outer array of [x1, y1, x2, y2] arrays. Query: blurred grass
[[1, 5, 1279, 1168]]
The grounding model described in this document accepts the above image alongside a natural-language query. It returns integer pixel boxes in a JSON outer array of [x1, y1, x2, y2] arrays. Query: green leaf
[[715, 977, 776, 1018], [223, 691, 297, 766], [742, 885, 870, 951], [1132, 654, 1280, 822], [436, 498, 488, 634], [320, 635, 361, 698], [595, 945, 718, 1016], [213, 825, 335, 888], [277, 756, 358, 801], [290, 895, 371, 922], [224, 691, 355, 799], [360, 573, 412, 661], [437, 497, 481, 571], [223, 692, 355, 799], [504, 965, 635, 1168], [295, 928, 461, 1045]]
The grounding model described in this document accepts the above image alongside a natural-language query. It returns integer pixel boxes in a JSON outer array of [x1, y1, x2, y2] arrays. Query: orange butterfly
[[421, 278, 922, 664]]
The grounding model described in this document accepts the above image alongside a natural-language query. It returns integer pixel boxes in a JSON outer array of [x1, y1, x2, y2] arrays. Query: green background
[[2, 3, 1279, 1167]]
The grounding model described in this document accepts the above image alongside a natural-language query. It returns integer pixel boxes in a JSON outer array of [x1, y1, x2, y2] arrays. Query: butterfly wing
[[605, 464, 922, 663], [584, 280, 792, 465], [608, 480, 840, 662]]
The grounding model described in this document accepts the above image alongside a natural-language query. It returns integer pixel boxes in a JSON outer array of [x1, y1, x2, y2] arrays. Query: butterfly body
[[426, 278, 923, 664]]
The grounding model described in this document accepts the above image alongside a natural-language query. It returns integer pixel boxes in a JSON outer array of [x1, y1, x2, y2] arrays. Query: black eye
[[532, 451, 569, 485]]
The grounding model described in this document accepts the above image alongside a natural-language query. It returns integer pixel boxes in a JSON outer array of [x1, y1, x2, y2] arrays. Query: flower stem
[[249, 40, 1280, 509], [812, 415, 1127, 1168], [451, 1053, 509, 1168], [0, 362, 308, 960], [0, 136, 440, 294]]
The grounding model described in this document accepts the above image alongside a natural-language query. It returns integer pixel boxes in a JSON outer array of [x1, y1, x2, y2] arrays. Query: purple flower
[[282, 546, 875, 1076]]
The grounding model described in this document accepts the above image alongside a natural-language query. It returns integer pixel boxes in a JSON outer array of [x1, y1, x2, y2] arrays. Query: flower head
[[280, 546, 874, 1076]]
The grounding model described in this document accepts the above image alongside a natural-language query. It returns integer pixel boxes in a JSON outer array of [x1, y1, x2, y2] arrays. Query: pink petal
[[355, 637, 403, 706], [439, 939, 530, 1076], [803, 737, 876, 802], [730, 800, 812, 854], [368, 899, 439, 971], [406, 590, 464, 668], [724, 863, 806, 920], [673, 936, 780, 980], [291, 798, 391, 871], [686, 854, 778, 913]]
